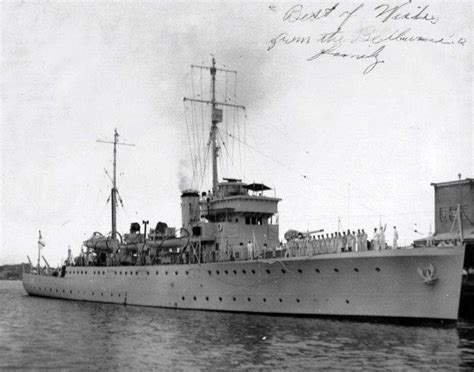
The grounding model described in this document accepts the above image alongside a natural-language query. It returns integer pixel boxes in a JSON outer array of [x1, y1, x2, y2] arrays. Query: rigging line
[[200, 69, 205, 181], [236, 106, 242, 180], [190, 69, 202, 179], [184, 102, 197, 186], [191, 102, 201, 186], [225, 71, 229, 175], [223, 128, 379, 213], [218, 130, 235, 169], [194, 72, 202, 182], [258, 118, 310, 151], [232, 77, 236, 173], [199, 141, 211, 191], [243, 108, 247, 180]]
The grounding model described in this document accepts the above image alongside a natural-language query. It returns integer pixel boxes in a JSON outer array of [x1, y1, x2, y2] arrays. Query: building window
[[440, 207, 448, 222], [449, 207, 457, 221], [245, 217, 250, 225]]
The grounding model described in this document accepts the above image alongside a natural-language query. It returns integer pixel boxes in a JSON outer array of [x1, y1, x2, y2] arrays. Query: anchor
[[417, 263, 438, 285]]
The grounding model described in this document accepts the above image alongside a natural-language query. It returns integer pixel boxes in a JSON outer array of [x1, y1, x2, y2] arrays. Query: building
[[431, 178, 474, 241], [428, 177, 474, 318]]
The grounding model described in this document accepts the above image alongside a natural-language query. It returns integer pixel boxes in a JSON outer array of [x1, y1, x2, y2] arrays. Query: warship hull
[[23, 246, 465, 320]]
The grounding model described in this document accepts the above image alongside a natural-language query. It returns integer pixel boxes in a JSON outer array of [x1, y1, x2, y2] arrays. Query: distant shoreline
[[0, 264, 26, 280]]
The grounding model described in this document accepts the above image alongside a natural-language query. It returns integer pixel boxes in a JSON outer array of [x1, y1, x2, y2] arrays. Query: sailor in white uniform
[[361, 229, 368, 251], [392, 226, 399, 249], [247, 241, 254, 260], [378, 224, 387, 249], [372, 228, 379, 250]]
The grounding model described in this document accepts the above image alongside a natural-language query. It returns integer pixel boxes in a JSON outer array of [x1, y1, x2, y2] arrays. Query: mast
[[210, 58, 218, 193], [37, 230, 44, 275], [97, 129, 134, 239], [184, 58, 245, 194], [112, 129, 118, 239]]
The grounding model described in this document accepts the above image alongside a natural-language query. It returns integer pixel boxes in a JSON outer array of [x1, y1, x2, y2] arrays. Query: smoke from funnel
[[178, 158, 193, 192]]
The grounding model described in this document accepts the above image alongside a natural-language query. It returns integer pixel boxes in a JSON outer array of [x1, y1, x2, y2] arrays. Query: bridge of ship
[[187, 180, 281, 260]]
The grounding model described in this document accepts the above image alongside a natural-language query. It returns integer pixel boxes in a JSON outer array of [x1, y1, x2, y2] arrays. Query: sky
[[1, 1, 472, 265]]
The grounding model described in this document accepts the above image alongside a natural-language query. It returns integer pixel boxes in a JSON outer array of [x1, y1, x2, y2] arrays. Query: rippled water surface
[[1, 281, 473, 370]]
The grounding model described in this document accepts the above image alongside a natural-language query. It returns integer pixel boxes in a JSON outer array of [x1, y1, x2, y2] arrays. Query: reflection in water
[[1, 282, 473, 369]]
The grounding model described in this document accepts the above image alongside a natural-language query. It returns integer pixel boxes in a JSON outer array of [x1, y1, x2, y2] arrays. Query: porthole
[[266, 269, 271, 274], [279, 298, 282, 302], [182, 296, 185, 301], [56, 289, 58, 292], [251, 269, 256, 274], [233, 270, 237, 275], [155, 271, 158, 275], [263, 298, 267, 302], [206, 296, 209, 301], [101, 293, 104, 296], [175, 271, 178, 275], [225, 270, 228, 275], [111, 293, 113, 297], [315, 268, 320, 273], [118, 294, 121, 297], [50, 288, 52, 292], [296, 298, 300, 303], [165, 271, 168, 275], [70, 290, 72, 294], [63, 289, 65, 293], [147, 272, 150, 276], [135, 272, 138, 275], [219, 297, 222, 301], [120, 271, 122, 275], [208, 270, 211, 275], [193, 296, 197, 301], [216, 270, 220, 275], [93, 271, 95, 275], [103, 271, 105, 275], [375, 267, 381, 272], [354, 268, 359, 272], [282, 269, 286, 274], [81, 271, 83, 274], [125, 272, 127, 275], [247, 297, 251, 302], [242, 269, 246, 274], [346, 299, 350, 304], [334, 268, 339, 273], [298, 269, 303, 274], [233, 297, 236, 301], [185, 271, 189, 275], [92, 292, 94, 295]]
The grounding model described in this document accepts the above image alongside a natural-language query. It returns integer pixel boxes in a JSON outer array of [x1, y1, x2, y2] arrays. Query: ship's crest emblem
[[417, 263, 437, 285]]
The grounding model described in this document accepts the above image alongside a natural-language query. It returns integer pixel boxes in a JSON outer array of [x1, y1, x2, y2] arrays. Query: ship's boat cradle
[[23, 246, 464, 320]]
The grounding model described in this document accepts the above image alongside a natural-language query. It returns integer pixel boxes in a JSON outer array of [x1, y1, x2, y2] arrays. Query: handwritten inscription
[[267, 1, 466, 74]]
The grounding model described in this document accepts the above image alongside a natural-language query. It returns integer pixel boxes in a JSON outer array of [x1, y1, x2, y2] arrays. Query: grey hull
[[23, 246, 465, 320]]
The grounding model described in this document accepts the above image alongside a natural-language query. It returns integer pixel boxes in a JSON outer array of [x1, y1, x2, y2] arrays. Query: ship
[[22, 59, 470, 321]]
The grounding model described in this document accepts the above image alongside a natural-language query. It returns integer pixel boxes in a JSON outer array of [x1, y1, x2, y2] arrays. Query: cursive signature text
[[307, 44, 386, 74]]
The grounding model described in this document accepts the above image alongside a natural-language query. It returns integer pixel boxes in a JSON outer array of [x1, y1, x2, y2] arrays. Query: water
[[1, 281, 473, 370]]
